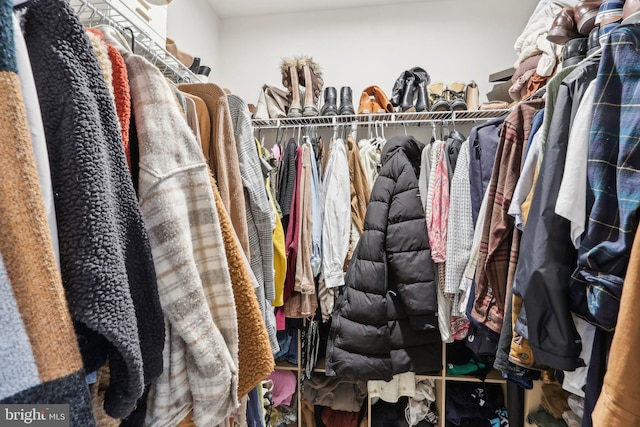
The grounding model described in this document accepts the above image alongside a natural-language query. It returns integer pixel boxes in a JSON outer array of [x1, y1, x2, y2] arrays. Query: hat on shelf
[[596, 0, 624, 44], [562, 37, 589, 67], [165, 37, 195, 68]]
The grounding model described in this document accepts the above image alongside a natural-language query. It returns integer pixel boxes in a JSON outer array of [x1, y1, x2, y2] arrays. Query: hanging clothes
[[358, 137, 383, 192], [467, 115, 506, 226], [592, 221, 640, 426], [210, 177, 275, 399], [0, 3, 94, 422], [256, 141, 287, 308], [326, 136, 441, 381], [179, 82, 251, 257], [472, 98, 544, 335], [20, 2, 165, 418], [569, 26, 640, 332], [228, 94, 275, 302], [514, 60, 597, 371], [285, 143, 318, 318], [278, 138, 299, 233], [445, 140, 472, 296], [346, 135, 371, 266], [103, 27, 240, 426], [322, 138, 351, 289]]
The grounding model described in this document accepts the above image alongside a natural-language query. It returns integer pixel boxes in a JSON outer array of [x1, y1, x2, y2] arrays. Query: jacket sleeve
[[386, 161, 438, 331], [322, 140, 352, 288]]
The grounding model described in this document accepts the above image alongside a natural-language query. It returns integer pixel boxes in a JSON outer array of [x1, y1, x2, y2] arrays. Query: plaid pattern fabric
[[472, 99, 544, 333], [570, 25, 640, 330], [123, 53, 239, 426], [228, 95, 275, 302], [445, 140, 472, 294]]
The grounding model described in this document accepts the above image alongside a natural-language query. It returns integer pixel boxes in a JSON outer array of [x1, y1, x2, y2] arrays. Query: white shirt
[[14, 13, 60, 265], [555, 81, 597, 249], [509, 130, 542, 231], [322, 139, 351, 288]]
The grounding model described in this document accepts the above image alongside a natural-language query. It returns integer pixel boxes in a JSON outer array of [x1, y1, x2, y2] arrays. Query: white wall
[[217, 0, 539, 106], [167, 0, 220, 81]]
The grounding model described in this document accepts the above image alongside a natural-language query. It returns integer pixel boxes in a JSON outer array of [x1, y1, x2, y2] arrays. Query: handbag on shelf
[[254, 84, 290, 119]]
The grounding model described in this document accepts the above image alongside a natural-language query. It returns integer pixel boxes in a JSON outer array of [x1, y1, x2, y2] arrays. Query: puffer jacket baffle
[[326, 135, 442, 381]]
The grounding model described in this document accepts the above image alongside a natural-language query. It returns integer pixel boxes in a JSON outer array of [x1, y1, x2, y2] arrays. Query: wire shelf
[[69, 0, 198, 84], [251, 109, 512, 129]]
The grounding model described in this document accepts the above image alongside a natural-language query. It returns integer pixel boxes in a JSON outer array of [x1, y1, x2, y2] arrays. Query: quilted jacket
[[326, 136, 441, 381]]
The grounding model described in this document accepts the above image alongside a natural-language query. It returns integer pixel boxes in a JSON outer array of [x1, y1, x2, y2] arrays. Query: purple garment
[[267, 370, 297, 407]]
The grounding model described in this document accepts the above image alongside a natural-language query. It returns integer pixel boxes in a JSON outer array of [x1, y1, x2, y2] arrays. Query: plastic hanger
[[430, 122, 437, 144]]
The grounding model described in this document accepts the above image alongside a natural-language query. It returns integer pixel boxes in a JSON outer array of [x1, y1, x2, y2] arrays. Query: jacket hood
[[381, 135, 425, 167]]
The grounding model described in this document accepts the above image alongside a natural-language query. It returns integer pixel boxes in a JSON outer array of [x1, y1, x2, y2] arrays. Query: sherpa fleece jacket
[[16, 0, 164, 419], [100, 26, 240, 427], [0, 2, 94, 424]]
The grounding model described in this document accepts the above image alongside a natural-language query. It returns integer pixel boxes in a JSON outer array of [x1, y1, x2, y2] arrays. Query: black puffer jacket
[[326, 136, 441, 381]]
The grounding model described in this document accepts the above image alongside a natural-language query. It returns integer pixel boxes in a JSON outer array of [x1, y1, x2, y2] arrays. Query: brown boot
[[296, 56, 323, 117], [281, 57, 302, 118]]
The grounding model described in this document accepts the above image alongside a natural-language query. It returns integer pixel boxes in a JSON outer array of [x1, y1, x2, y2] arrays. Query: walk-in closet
[[1, 1, 637, 427]]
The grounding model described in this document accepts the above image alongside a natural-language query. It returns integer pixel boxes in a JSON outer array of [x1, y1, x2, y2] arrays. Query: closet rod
[[69, 0, 198, 84], [251, 109, 511, 130]]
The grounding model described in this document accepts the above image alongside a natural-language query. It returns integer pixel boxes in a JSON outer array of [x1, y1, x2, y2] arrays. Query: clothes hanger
[[122, 27, 136, 53], [350, 122, 358, 141], [430, 122, 437, 144], [403, 122, 408, 136]]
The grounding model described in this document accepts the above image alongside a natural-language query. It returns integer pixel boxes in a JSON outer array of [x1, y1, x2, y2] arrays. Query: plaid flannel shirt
[[570, 25, 640, 331]]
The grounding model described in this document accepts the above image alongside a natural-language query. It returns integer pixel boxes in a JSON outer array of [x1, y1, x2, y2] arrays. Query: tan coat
[[179, 82, 251, 257]]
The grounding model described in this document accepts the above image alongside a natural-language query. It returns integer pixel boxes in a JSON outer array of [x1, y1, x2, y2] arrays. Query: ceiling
[[207, 0, 424, 19]]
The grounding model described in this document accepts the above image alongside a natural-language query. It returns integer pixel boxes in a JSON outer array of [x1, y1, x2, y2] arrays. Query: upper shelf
[[251, 109, 512, 129], [70, 0, 199, 84]]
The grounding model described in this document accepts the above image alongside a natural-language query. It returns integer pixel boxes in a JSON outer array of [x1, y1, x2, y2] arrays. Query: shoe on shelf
[[428, 82, 450, 112], [281, 57, 303, 118], [447, 82, 468, 111], [547, 7, 580, 45], [400, 71, 417, 112], [574, 0, 603, 35], [410, 67, 430, 112], [358, 93, 374, 114], [339, 86, 355, 115], [297, 55, 323, 117], [321, 86, 338, 116]]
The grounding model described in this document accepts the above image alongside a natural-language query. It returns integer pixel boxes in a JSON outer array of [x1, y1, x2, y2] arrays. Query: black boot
[[339, 86, 355, 115], [400, 72, 417, 112], [390, 71, 409, 107], [411, 67, 430, 112], [320, 87, 338, 116]]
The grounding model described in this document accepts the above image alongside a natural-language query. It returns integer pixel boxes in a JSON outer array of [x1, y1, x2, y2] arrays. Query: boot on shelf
[[339, 86, 355, 115], [320, 87, 338, 116], [411, 67, 431, 112], [400, 71, 417, 112], [297, 56, 324, 117], [281, 57, 302, 118]]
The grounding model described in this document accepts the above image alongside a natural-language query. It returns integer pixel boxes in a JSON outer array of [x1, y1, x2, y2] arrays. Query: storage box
[[486, 81, 512, 102], [489, 67, 516, 83]]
